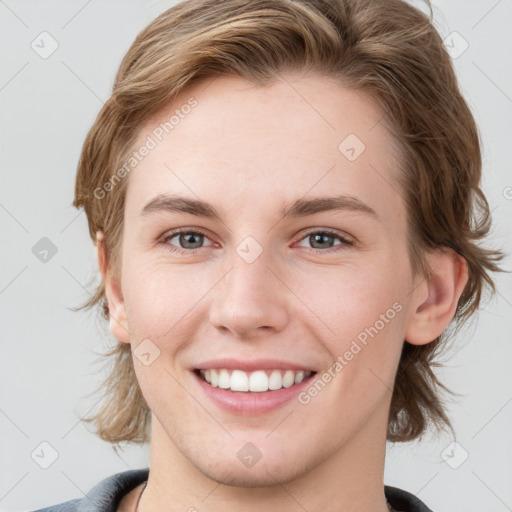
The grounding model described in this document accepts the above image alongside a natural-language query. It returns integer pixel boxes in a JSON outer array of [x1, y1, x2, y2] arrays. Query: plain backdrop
[[0, 1, 511, 511]]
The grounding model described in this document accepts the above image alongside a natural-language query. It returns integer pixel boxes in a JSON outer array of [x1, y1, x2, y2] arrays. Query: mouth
[[194, 368, 317, 393]]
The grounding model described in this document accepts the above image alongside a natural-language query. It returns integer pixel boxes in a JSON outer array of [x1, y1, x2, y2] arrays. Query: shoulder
[[27, 498, 81, 512], [385, 484, 434, 512], [26, 498, 81, 512], [27, 467, 149, 512]]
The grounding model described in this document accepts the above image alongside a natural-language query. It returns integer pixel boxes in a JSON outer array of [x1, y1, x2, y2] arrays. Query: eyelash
[[159, 228, 354, 255]]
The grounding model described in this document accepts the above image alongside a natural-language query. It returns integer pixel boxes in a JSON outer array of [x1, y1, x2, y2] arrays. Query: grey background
[[0, 1, 511, 511]]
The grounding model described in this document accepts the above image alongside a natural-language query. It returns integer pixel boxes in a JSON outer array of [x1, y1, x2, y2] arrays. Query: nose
[[208, 250, 290, 339]]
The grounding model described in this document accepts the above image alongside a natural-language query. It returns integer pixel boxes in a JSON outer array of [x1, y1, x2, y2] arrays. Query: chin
[[200, 460, 303, 488]]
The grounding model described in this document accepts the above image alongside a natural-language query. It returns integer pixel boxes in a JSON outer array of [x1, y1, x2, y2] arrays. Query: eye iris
[[180, 233, 203, 249], [310, 233, 334, 249]]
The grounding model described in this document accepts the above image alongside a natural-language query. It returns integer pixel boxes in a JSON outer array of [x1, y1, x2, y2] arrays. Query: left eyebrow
[[140, 193, 378, 220], [280, 194, 378, 219]]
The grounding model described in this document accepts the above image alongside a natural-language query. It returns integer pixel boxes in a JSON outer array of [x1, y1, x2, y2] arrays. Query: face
[[106, 71, 424, 486]]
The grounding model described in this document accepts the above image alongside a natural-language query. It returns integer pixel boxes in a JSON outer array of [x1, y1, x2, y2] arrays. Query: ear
[[96, 231, 130, 344], [405, 247, 469, 345]]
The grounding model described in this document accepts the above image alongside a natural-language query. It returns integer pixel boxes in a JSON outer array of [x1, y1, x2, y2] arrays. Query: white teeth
[[230, 370, 249, 391], [282, 370, 295, 388], [210, 369, 219, 387], [294, 370, 305, 384], [249, 371, 268, 392], [268, 370, 282, 390], [199, 368, 313, 392], [218, 369, 231, 389]]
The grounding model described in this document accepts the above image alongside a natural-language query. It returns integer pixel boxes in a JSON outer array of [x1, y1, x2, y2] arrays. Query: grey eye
[[175, 232, 205, 249]]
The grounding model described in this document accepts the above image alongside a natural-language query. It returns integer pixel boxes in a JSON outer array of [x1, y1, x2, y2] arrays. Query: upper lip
[[194, 358, 317, 372]]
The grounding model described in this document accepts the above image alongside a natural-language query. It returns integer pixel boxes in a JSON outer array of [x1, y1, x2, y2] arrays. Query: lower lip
[[192, 370, 316, 415]]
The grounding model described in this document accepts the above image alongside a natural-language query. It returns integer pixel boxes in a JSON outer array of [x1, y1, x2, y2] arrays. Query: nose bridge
[[209, 240, 289, 336]]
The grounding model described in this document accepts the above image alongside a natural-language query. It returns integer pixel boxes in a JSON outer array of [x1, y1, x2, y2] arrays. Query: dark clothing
[[29, 467, 434, 512]]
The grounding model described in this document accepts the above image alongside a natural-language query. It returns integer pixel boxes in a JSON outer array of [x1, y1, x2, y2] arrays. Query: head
[[74, 0, 501, 476]]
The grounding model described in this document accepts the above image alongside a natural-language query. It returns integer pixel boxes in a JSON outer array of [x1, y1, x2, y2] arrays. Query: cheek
[[122, 258, 213, 338], [121, 260, 202, 409], [296, 259, 406, 343], [294, 257, 408, 396]]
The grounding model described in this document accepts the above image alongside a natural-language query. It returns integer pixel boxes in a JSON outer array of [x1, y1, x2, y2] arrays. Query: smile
[[197, 368, 316, 393]]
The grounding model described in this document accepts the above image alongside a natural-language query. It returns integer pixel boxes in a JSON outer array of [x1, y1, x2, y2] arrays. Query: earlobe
[[96, 231, 130, 344], [405, 248, 469, 346]]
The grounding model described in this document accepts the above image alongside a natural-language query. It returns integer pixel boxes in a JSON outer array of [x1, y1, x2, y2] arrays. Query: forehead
[[124, 72, 404, 223]]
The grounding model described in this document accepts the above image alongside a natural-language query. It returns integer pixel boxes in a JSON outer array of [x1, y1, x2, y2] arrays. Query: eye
[[159, 228, 354, 255], [294, 229, 354, 253], [160, 228, 216, 254]]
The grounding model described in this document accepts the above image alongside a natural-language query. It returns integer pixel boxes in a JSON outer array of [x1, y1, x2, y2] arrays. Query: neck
[[138, 403, 392, 512]]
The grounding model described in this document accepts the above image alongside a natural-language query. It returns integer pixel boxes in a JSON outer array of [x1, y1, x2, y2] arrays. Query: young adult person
[[31, 0, 502, 511]]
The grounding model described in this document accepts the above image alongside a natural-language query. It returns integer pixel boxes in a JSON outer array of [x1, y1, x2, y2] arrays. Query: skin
[[99, 71, 468, 512]]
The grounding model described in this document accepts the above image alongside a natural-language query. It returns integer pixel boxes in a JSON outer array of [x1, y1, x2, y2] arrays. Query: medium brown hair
[[73, 0, 503, 446]]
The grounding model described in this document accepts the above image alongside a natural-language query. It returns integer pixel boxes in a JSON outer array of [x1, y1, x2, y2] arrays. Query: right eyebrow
[[140, 194, 221, 219]]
